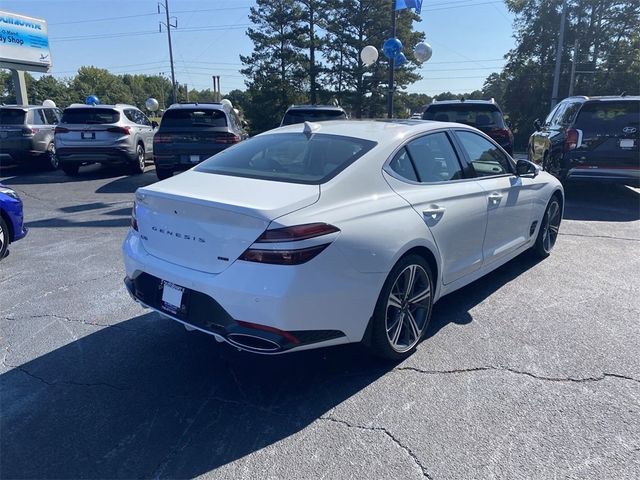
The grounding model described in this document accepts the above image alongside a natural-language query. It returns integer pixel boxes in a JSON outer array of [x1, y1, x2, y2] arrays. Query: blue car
[[0, 184, 27, 260]]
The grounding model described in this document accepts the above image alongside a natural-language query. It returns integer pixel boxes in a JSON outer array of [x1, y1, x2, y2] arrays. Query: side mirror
[[516, 159, 538, 177], [151, 121, 159, 129], [533, 119, 541, 131]]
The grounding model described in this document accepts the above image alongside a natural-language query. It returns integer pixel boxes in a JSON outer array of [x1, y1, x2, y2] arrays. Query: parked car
[[280, 105, 348, 126], [422, 99, 514, 155], [0, 105, 62, 170], [152, 102, 248, 180], [0, 184, 27, 261], [55, 104, 157, 176], [123, 120, 563, 360], [528, 95, 640, 186]]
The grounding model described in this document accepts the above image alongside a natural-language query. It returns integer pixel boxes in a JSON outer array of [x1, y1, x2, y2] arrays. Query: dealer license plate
[[81, 131, 95, 140], [190, 155, 200, 163], [161, 281, 184, 314], [620, 139, 635, 148]]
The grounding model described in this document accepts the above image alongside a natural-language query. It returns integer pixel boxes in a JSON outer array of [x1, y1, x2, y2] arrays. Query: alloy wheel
[[542, 200, 561, 253], [137, 145, 145, 170], [48, 143, 58, 169], [385, 264, 432, 353], [0, 222, 6, 255]]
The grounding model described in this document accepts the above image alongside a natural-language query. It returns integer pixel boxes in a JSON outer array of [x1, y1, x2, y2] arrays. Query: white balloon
[[360, 45, 379, 66], [220, 98, 233, 109], [414, 42, 433, 63], [145, 97, 159, 111], [42, 99, 56, 108]]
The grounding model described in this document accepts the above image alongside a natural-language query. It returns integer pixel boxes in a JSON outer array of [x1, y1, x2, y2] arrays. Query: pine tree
[[240, 0, 308, 132]]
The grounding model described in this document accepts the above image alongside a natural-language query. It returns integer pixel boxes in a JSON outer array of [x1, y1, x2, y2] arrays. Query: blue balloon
[[394, 52, 407, 68], [382, 37, 403, 59], [85, 95, 99, 105]]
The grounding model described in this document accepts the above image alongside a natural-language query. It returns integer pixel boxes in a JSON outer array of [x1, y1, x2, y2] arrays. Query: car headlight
[[0, 187, 20, 201]]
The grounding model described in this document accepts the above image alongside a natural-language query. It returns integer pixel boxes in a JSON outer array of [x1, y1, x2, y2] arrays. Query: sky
[[1, 0, 517, 96]]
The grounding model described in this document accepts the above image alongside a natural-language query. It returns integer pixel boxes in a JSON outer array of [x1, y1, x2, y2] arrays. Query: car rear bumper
[[566, 167, 640, 186], [0, 138, 43, 162], [122, 230, 384, 354], [153, 149, 228, 170], [57, 146, 136, 164]]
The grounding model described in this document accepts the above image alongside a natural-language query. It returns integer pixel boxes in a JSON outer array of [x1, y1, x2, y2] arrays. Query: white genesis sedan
[[123, 120, 563, 360]]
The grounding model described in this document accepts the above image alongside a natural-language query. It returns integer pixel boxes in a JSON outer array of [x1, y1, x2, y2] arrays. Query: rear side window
[[196, 133, 376, 184], [282, 109, 346, 126], [423, 104, 505, 129], [43, 108, 60, 124], [161, 109, 227, 128], [0, 109, 26, 125], [405, 133, 463, 182], [574, 101, 640, 134], [62, 108, 120, 124], [456, 130, 512, 177], [30, 110, 46, 125]]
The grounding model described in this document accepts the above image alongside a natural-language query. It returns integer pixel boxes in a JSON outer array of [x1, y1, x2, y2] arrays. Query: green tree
[[241, 0, 308, 132], [70, 66, 134, 105]]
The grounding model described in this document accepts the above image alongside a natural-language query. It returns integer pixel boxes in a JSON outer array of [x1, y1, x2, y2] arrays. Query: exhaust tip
[[227, 333, 282, 353]]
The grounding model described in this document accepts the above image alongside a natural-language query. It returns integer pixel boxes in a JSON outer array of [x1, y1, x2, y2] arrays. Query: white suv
[[55, 104, 157, 176]]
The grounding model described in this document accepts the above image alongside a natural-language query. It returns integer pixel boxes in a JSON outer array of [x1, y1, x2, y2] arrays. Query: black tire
[[61, 162, 79, 176], [130, 143, 146, 174], [156, 167, 173, 180], [40, 142, 58, 170], [0, 216, 9, 260], [368, 254, 434, 361], [532, 194, 562, 259]]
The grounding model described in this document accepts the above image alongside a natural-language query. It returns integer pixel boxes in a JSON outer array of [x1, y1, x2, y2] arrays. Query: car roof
[[561, 95, 640, 103], [428, 99, 498, 106], [64, 103, 137, 110], [0, 105, 47, 110], [268, 119, 473, 144], [286, 104, 345, 111], [166, 102, 226, 111]]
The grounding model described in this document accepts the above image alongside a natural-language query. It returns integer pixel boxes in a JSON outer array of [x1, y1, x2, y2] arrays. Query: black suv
[[422, 99, 514, 155], [280, 105, 348, 126], [0, 105, 62, 170], [153, 102, 248, 180], [528, 95, 639, 186]]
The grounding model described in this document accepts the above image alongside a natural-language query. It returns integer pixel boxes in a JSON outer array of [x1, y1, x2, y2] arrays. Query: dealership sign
[[0, 10, 51, 72]]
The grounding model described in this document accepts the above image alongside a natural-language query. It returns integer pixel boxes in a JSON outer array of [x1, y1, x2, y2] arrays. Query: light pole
[[387, 2, 397, 119]]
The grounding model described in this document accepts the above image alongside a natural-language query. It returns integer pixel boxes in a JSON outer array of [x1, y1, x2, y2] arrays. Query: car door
[[383, 131, 488, 285], [134, 109, 155, 153], [29, 109, 50, 153], [530, 104, 561, 164], [453, 130, 536, 266]]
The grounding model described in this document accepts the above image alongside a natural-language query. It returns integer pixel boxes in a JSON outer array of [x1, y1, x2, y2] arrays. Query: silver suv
[[0, 105, 62, 170], [55, 104, 157, 176]]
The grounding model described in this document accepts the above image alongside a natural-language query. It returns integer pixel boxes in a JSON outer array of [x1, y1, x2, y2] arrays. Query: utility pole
[[158, 0, 178, 105], [568, 38, 579, 97], [550, 0, 567, 108], [387, 2, 396, 119]]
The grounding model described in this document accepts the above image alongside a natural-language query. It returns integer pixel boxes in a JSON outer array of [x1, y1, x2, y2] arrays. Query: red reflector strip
[[236, 320, 300, 345]]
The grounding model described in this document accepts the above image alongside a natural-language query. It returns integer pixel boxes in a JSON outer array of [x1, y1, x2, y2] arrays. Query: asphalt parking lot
[[1, 163, 639, 479]]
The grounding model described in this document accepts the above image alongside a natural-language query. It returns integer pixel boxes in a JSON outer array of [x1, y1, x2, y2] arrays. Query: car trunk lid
[[135, 170, 320, 273]]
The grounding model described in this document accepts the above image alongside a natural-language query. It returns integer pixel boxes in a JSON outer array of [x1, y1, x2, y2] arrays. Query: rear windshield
[[423, 104, 505, 128], [282, 109, 347, 126], [196, 133, 376, 184], [574, 101, 640, 134], [161, 109, 227, 128], [62, 108, 120, 124], [0, 109, 26, 125]]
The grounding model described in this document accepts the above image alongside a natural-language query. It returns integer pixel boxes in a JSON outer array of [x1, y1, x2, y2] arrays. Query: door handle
[[488, 192, 503, 204], [423, 206, 446, 217]]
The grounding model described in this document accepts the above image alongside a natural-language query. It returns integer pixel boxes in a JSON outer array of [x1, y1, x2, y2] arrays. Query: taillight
[[107, 126, 131, 135], [564, 128, 579, 151], [153, 134, 171, 144], [131, 202, 138, 231], [22, 127, 38, 136], [255, 223, 340, 243], [215, 133, 241, 144], [54, 126, 69, 134], [490, 128, 511, 140], [239, 244, 330, 265], [239, 223, 340, 265]]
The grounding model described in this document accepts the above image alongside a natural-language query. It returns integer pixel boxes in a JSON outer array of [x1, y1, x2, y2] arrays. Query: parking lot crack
[[320, 416, 433, 479], [11, 364, 130, 391], [395, 366, 640, 384], [559, 232, 640, 242]]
